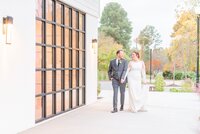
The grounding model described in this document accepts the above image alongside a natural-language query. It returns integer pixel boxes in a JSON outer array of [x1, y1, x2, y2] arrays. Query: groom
[[108, 50, 128, 113]]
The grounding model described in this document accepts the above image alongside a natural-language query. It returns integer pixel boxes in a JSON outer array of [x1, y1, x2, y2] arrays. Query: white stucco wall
[[0, 0, 35, 134], [0, 0, 99, 134], [85, 14, 98, 104]]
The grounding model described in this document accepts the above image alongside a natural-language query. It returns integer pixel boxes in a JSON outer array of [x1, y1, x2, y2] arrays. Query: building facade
[[0, 0, 99, 133]]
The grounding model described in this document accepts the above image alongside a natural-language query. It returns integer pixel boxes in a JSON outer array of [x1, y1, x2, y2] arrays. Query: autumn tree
[[98, 33, 123, 72], [137, 25, 162, 61], [145, 48, 169, 75], [170, 11, 196, 74]]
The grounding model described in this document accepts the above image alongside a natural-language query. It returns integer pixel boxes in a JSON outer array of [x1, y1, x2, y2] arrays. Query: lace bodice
[[124, 60, 146, 82], [129, 61, 143, 71]]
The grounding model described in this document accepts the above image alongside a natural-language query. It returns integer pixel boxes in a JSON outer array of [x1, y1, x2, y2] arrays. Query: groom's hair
[[116, 50, 123, 55]]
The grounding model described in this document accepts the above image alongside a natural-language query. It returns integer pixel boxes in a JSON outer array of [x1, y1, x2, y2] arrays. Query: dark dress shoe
[[120, 106, 124, 111], [111, 108, 118, 113]]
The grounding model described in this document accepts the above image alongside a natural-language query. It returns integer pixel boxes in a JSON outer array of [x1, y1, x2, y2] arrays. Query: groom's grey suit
[[108, 58, 128, 109]]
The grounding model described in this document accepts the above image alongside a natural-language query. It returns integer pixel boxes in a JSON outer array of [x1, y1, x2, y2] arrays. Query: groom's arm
[[121, 60, 128, 80], [108, 61, 113, 80]]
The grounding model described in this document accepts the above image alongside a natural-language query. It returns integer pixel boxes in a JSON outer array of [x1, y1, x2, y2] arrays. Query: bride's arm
[[142, 61, 147, 83], [122, 62, 131, 83]]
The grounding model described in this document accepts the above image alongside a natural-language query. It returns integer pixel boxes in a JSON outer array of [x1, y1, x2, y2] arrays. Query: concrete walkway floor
[[20, 90, 200, 134]]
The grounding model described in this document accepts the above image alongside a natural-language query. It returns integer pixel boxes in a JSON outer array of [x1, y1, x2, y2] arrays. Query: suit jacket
[[108, 58, 128, 83]]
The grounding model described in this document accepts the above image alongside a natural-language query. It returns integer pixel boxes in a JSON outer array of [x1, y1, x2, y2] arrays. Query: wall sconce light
[[92, 39, 98, 54], [3, 16, 13, 44]]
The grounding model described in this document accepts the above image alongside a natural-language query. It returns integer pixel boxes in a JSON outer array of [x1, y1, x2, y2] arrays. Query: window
[[35, 0, 86, 122]]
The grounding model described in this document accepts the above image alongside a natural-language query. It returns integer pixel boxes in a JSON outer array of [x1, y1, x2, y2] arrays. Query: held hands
[[121, 79, 125, 83], [110, 78, 125, 83], [143, 80, 147, 84]]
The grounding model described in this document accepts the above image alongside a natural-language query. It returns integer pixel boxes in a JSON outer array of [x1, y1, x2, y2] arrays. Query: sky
[[100, 0, 183, 48]]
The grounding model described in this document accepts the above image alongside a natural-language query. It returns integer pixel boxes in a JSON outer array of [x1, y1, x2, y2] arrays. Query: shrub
[[170, 88, 193, 93], [181, 78, 194, 91], [155, 73, 165, 91], [170, 88, 179, 92], [181, 89, 193, 92], [185, 71, 195, 81], [163, 71, 196, 80], [175, 71, 184, 80], [97, 81, 101, 96], [170, 79, 194, 93], [163, 70, 173, 79], [174, 71, 196, 80]]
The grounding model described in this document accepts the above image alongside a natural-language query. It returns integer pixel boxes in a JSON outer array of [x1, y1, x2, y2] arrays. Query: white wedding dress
[[125, 60, 149, 112]]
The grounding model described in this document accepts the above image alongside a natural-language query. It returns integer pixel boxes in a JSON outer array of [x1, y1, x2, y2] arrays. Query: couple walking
[[108, 50, 148, 113]]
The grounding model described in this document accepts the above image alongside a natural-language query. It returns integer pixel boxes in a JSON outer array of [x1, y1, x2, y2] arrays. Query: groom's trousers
[[112, 79, 126, 109]]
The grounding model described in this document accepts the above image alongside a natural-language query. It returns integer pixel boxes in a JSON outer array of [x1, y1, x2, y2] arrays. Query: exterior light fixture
[[3, 16, 13, 44], [92, 39, 97, 54]]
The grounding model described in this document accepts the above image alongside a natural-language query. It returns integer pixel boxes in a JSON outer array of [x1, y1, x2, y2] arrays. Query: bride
[[122, 51, 148, 113]]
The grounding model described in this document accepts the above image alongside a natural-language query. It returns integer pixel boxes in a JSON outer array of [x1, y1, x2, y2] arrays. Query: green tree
[[137, 25, 162, 61], [99, 2, 133, 50]]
